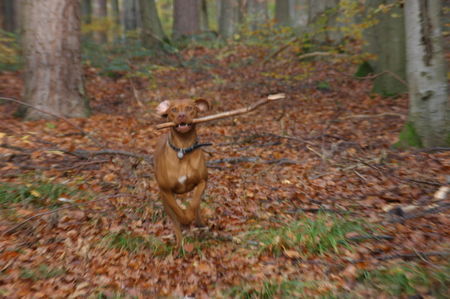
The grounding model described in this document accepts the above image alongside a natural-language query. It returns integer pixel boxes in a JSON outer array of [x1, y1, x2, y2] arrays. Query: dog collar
[[168, 138, 212, 159]]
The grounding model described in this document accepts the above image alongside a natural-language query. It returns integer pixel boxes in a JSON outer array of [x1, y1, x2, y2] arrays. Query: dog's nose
[[177, 112, 187, 121]]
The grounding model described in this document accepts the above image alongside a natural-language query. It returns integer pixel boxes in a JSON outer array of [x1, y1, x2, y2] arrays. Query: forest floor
[[0, 44, 449, 298]]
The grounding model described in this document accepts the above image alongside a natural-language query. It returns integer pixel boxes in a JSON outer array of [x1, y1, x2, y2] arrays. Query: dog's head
[[156, 99, 210, 134]]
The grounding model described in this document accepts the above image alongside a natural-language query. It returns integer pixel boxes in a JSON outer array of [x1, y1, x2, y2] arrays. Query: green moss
[[354, 61, 374, 77], [394, 122, 423, 149]]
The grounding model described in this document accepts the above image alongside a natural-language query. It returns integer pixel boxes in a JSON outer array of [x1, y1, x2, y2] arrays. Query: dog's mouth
[[175, 122, 193, 133]]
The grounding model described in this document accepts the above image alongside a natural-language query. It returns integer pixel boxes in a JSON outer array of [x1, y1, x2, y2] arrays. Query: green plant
[[20, 264, 65, 281], [82, 38, 153, 77], [358, 262, 450, 298], [245, 212, 368, 257], [102, 232, 171, 256], [0, 179, 89, 207], [0, 30, 21, 71]]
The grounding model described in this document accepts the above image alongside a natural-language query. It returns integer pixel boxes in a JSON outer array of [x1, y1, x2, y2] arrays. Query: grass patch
[[358, 262, 450, 298], [245, 212, 368, 257], [103, 232, 171, 256], [225, 279, 318, 298], [20, 264, 65, 281], [0, 179, 89, 207]]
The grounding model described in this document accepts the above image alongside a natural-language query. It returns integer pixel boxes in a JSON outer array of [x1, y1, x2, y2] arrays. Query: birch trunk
[[22, 0, 89, 120], [403, 0, 449, 147]]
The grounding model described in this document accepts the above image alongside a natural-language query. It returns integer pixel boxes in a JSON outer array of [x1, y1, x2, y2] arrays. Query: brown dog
[[154, 99, 211, 248]]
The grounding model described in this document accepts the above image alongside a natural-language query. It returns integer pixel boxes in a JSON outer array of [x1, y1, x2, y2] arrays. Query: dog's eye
[[171, 107, 178, 113], [186, 106, 193, 111]]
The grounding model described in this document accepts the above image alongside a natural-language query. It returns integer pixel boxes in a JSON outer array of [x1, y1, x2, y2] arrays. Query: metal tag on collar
[[177, 150, 184, 159]]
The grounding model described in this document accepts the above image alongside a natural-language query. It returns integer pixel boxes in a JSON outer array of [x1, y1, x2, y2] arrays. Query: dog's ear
[[194, 99, 210, 113], [156, 100, 171, 117]]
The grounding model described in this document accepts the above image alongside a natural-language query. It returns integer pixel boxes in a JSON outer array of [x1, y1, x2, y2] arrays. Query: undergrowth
[[358, 262, 450, 298], [20, 264, 66, 281], [0, 179, 89, 208], [245, 212, 369, 257], [102, 232, 171, 256]]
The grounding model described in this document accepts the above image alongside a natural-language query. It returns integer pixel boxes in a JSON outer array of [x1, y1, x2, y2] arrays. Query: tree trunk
[[124, 0, 139, 31], [290, 0, 308, 32], [173, 0, 201, 39], [307, 0, 340, 43], [139, 0, 166, 49], [402, 0, 449, 147], [1, 0, 16, 32], [22, 0, 89, 120], [200, 0, 209, 31], [81, 0, 92, 24], [275, 0, 290, 27], [365, 0, 406, 96], [93, 0, 108, 43], [246, 0, 268, 30], [219, 0, 238, 39], [111, 0, 120, 24]]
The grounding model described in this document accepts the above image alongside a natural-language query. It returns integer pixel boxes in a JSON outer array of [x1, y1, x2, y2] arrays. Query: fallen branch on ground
[[376, 251, 450, 261], [387, 202, 450, 224], [297, 51, 348, 61], [156, 93, 286, 130]]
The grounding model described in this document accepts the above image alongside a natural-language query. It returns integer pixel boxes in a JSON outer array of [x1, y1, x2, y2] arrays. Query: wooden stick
[[156, 93, 286, 130]]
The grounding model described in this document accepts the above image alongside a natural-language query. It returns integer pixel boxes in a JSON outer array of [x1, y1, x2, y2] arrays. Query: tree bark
[[403, 0, 449, 147], [173, 0, 201, 39], [22, 0, 90, 120], [219, 0, 239, 39], [139, 0, 167, 49]]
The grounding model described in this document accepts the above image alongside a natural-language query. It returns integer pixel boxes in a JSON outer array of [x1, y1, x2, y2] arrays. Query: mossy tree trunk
[[22, 0, 90, 120], [365, 0, 407, 96], [401, 0, 449, 147]]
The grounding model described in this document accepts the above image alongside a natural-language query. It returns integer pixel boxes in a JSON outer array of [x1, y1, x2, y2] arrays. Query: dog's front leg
[[160, 190, 191, 249], [189, 180, 206, 227]]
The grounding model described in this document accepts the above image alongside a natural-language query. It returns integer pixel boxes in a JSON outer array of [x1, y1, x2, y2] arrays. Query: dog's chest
[[167, 154, 205, 192]]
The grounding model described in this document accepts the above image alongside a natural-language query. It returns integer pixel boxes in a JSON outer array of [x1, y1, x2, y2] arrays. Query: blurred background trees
[[0, 0, 448, 147]]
